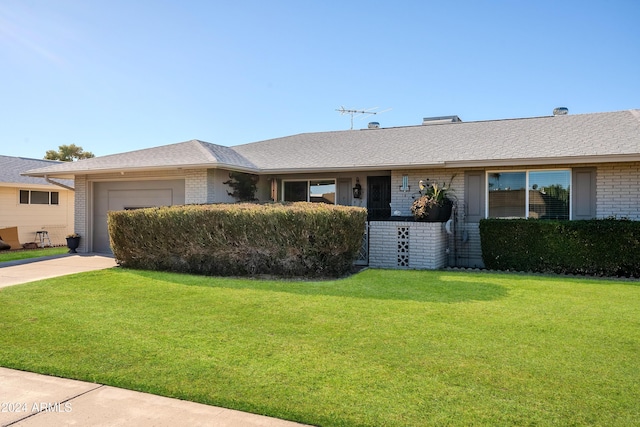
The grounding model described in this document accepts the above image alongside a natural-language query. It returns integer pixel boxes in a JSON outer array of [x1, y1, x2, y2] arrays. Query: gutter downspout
[[44, 175, 75, 192]]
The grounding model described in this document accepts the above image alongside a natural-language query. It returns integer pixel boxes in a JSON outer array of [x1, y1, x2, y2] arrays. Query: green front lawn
[[0, 246, 68, 263], [1, 269, 638, 426]]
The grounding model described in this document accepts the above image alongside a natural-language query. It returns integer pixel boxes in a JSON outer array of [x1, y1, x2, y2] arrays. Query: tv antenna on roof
[[336, 106, 391, 130]]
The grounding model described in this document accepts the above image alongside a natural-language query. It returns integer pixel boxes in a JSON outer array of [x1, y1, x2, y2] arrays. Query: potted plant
[[66, 233, 80, 253], [411, 179, 455, 222]]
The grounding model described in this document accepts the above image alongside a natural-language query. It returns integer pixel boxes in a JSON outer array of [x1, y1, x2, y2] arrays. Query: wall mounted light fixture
[[399, 174, 410, 192], [353, 177, 362, 199]]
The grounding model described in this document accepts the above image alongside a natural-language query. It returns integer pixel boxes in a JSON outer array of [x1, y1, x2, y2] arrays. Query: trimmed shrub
[[108, 202, 367, 278], [479, 218, 640, 277]]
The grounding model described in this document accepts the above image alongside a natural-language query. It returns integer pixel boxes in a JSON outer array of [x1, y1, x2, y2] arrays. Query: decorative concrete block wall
[[369, 220, 448, 270]]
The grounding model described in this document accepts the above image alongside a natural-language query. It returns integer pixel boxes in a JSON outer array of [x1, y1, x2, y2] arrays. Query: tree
[[44, 144, 95, 161]]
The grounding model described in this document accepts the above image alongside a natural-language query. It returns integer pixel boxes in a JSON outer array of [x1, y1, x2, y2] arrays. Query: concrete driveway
[[0, 253, 117, 288]]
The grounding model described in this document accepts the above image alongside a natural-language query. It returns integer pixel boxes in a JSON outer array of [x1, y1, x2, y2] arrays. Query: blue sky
[[1, 0, 639, 159]]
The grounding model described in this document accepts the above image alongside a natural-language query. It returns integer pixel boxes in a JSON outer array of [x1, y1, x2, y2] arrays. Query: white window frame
[[19, 189, 60, 205], [485, 169, 572, 219], [281, 179, 337, 204]]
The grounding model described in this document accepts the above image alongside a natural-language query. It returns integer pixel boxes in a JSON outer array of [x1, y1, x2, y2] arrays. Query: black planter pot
[[415, 200, 453, 222], [66, 237, 80, 253]]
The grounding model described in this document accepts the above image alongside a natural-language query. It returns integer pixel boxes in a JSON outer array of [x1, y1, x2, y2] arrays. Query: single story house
[[23, 109, 640, 269], [1, 155, 75, 247]]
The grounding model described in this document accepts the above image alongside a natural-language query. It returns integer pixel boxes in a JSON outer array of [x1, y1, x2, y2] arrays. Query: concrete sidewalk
[[0, 368, 309, 427], [0, 255, 312, 427], [0, 253, 118, 288]]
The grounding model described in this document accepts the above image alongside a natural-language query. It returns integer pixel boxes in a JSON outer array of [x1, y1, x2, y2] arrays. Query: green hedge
[[108, 202, 367, 278], [479, 218, 640, 277]]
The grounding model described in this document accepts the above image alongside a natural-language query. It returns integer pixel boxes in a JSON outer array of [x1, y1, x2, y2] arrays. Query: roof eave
[[445, 154, 640, 168], [258, 162, 447, 174], [22, 162, 260, 178], [0, 182, 72, 190], [20, 154, 640, 178]]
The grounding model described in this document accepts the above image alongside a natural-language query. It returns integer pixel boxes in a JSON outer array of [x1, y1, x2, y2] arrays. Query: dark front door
[[367, 176, 391, 220]]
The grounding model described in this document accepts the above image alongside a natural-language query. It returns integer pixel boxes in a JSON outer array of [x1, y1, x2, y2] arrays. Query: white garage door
[[93, 180, 185, 253]]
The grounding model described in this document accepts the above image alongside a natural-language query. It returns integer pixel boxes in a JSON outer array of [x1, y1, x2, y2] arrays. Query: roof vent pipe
[[553, 107, 569, 116]]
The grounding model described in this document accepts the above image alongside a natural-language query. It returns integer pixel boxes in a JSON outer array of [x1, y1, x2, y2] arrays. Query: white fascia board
[[0, 182, 70, 190], [21, 163, 261, 178], [19, 171, 76, 179], [259, 162, 447, 174], [444, 154, 640, 168]]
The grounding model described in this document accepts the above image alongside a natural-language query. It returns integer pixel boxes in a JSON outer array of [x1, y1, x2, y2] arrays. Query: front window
[[488, 172, 526, 218], [528, 171, 570, 219], [284, 181, 307, 202], [283, 179, 336, 204], [488, 170, 570, 219], [19, 190, 60, 205]]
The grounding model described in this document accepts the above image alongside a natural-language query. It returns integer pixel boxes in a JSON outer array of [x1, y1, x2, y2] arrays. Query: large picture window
[[488, 170, 570, 219], [19, 190, 60, 205], [283, 179, 336, 204]]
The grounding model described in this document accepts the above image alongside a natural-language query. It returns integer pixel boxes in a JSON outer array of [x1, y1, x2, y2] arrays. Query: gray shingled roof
[[23, 110, 640, 177], [23, 139, 258, 177], [0, 155, 74, 188], [234, 109, 640, 171]]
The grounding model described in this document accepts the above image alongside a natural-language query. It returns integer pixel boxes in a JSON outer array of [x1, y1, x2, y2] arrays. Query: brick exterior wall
[[184, 169, 210, 204], [74, 175, 87, 253], [597, 162, 640, 220], [390, 169, 465, 217]]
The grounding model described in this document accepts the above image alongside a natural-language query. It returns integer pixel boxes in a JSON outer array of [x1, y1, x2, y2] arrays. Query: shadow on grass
[[122, 268, 509, 303]]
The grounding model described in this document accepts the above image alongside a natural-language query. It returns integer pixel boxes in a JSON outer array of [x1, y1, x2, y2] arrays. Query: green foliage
[[44, 144, 95, 161], [223, 171, 259, 201], [1, 269, 639, 426], [480, 218, 640, 276], [0, 247, 67, 263], [411, 177, 456, 220], [108, 202, 367, 277]]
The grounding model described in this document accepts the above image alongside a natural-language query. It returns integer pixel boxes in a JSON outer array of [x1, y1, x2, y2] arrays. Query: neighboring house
[[0, 156, 75, 247], [23, 109, 640, 269]]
